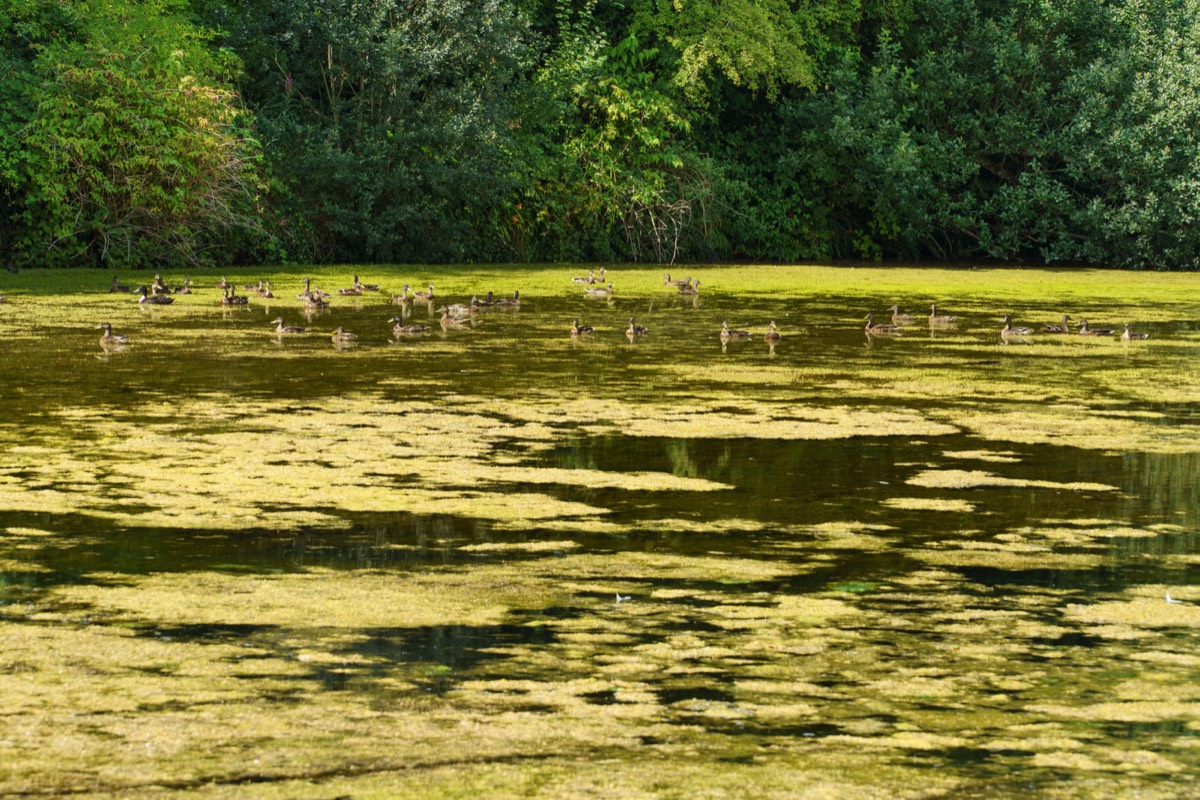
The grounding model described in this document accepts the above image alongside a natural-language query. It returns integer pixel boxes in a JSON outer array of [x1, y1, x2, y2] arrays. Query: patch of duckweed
[[458, 540, 581, 554], [4, 527, 59, 537], [881, 497, 977, 512], [1066, 592, 1200, 630], [942, 408, 1200, 454], [1014, 524, 1167, 542], [793, 521, 897, 552], [941, 449, 1022, 463], [912, 545, 1104, 571], [831, 580, 878, 593], [0, 558, 53, 573], [907, 469, 1117, 492], [51, 568, 554, 629], [4, 265, 1200, 798]]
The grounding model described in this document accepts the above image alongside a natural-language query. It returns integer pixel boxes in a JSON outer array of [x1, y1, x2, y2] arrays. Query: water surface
[[1, 265, 1198, 798]]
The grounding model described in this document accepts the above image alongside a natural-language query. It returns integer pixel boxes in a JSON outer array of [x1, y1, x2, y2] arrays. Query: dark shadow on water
[[657, 685, 736, 706]]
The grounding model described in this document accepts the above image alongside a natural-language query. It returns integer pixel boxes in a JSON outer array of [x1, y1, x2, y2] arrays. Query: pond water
[[1, 265, 1198, 798]]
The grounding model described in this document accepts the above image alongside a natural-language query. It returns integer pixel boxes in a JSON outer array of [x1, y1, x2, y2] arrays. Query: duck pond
[[0, 264, 1198, 798]]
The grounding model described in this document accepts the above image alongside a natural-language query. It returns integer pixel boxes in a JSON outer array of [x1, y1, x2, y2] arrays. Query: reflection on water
[[1, 267, 1199, 796]]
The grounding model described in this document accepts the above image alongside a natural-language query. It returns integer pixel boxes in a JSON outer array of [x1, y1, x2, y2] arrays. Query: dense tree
[[1, 0, 264, 269], [3, 0, 1200, 268], [717, 0, 1200, 268], [195, 0, 535, 264]]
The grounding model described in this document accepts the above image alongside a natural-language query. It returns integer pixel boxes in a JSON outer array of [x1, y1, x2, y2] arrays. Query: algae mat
[[1, 265, 1198, 798]]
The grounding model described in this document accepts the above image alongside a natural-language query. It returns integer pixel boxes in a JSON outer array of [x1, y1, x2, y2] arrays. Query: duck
[[929, 303, 957, 324], [220, 286, 249, 305], [1078, 319, 1113, 336], [887, 305, 913, 323], [151, 274, 169, 295], [1001, 315, 1033, 337], [353, 275, 380, 292], [585, 282, 614, 296], [626, 317, 649, 337], [720, 321, 752, 341], [337, 283, 363, 296], [242, 279, 262, 291], [173, 278, 192, 294], [331, 326, 357, 344], [390, 316, 430, 335], [764, 320, 782, 342], [109, 275, 131, 293], [589, 267, 608, 284], [443, 302, 477, 318], [271, 318, 305, 334], [677, 279, 702, 296], [663, 273, 692, 287], [256, 281, 274, 299], [98, 322, 128, 347], [1121, 322, 1149, 340], [864, 313, 900, 334], [572, 270, 594, 284], [296, 278, 330, 303], [137, 286, 173, 305], [1043, 314, 1072, 333], [412, 284, 436, 302], [494, 290, 521, 307], [473, 291, 497, 307], [217, 277, 230, 290], [570, 319, 593, 337], [439, 307, 467, 328]]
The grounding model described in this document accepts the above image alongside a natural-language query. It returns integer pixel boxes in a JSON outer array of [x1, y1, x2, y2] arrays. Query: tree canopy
[[3, 0, 1199, 269]]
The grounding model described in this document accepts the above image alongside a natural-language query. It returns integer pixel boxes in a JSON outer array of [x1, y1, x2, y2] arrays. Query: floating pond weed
[[1, 265, 1199, 797]]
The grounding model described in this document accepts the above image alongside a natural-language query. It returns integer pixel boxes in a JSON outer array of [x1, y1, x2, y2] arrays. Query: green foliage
[[1, 0, 265, 268], [5, 0, 1200, 268], [516, 3, 714, 262], [629, 0, 860, 100], [198, 0, 535, 264], [717, 0, 1200, 268]]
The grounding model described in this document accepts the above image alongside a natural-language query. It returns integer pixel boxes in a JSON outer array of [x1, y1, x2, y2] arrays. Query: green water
[[1, 265, 1198, 798]]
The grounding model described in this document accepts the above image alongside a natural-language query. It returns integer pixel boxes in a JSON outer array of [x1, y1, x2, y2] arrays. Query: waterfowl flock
[[1, 271, 1157, 351]]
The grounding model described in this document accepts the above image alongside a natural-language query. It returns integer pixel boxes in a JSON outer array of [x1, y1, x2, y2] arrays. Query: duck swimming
[[1078, 319, 1113, 336], [390, 316, 430, 335], [929, 303, 957, 324], [137, 286, 173, 305], [1121, 322, 1149, 340], [98, 322, 128, 347], [570, 319, 594, 336], [1001, 315, 1033, 337], [271, 318, 305, 334], [864, 313, 900, 335], [1043, 314, 1072, 333], [720, 321, 751, 341], [626, 317, 649, 337]]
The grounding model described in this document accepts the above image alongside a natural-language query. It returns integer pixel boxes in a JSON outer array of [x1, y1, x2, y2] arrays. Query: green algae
[[907, 469, 1118, 492], [2, 264, 1199, 798]]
